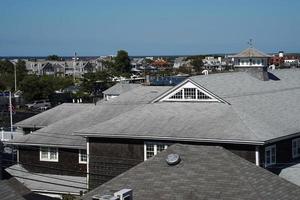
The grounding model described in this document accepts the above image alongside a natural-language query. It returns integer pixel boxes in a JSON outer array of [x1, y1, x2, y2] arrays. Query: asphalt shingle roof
[[231, 47, 272, 58], [10, 86, 171, 148], [5, 165, 86, 196], [0, 178, 58, 200], [103, 83, 141, 95], [83, 144, 300, 200], [77, 69, 300, 144], [0, 180, 25, 200], [15, 103, 93, 128]]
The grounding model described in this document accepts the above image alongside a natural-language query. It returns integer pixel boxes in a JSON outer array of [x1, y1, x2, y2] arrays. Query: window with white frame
[[292, 138, 300, 158], [79, 149, 87, 164], [156, 80, 222, 103], [168, 88, 212, 101], [144, 142, 168, 160], [184, 88, 196, 99], [265, 145, 276, 167], [169, 90, 183, 99], [40, 147, 58, 162]]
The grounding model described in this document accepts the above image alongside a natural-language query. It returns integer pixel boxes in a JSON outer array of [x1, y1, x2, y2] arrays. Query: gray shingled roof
[[279, 162, 300, 187], [103, 83, 141, 95], [77, 69, 300, 144], [15, 103, 94, 128], [5, 164, 86, 196], [76, 102, 262, 144], [83, 144, 300, 200], [0, 178, 58, 200], [0, 180, 25, 200], [10, 86, 171, 148], [232, 47, 272, 58]]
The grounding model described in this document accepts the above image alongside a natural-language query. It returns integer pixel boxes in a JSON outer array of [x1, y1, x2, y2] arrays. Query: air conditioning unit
[[92, 189, 133, 200], [114, 189, 133, 200]]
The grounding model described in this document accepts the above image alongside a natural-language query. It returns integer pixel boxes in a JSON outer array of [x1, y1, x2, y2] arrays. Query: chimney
[[144, 75, 150, 85], [238, 66, 269, 81]]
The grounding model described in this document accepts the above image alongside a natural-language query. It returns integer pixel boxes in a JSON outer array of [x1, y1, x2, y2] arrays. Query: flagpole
[[9, 91, 13, 133]]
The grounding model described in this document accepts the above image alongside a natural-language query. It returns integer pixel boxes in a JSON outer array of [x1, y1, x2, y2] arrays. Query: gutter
[[7, 142, 86, 149], [15, 125, 45, 129], [265, 132, 300, 144], [76, 133, 265, 145]]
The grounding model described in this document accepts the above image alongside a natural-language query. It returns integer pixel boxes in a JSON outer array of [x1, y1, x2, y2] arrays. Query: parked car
[[25, 100, 51, 110]]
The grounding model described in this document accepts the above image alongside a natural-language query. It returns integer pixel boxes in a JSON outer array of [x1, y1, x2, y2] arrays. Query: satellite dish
[[166, 153, 181, 166]]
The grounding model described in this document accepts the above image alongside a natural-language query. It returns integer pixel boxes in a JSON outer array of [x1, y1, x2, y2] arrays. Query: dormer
[[151, 79, 227, 103]]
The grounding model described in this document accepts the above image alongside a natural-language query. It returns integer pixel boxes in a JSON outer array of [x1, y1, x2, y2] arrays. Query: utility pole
[[14, 64, 17, 92], [9, 91, 13, 133], [73, 52, 77, 83]]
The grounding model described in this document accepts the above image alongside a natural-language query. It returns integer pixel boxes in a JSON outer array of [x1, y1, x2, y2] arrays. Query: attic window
[[169, 90, 183, 99], [168, 88, 212, 101], [155, 80, 223, 103]]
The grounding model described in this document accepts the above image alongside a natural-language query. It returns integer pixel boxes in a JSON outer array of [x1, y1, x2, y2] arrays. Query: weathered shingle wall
[[89, 138, 144, 189], [18, 146, 86, 177]]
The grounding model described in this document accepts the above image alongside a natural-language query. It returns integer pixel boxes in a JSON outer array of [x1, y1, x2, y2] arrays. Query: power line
[[2, 158, 131, 177], [3, 165, 87, 185], [8, 174, 86, 190]]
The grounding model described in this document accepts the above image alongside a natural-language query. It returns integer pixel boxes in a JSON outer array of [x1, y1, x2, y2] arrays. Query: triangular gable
[[151, 79, 228, 103]]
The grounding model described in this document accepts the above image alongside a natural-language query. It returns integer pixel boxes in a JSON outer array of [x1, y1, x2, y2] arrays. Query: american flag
[[8, 104, 16, 114]]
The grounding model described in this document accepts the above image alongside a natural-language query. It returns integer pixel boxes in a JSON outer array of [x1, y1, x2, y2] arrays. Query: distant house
[[25, 59, 103, 77], [83, 144, 300, 200], [172, 57, 190, 69], [202, 56, 227, 70]]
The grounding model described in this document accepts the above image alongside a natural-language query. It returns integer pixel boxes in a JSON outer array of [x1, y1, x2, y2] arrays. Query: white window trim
[[39, 147, 59, 162], [79, 149, 87, 164], [144, 142, 168, 161], [162, 83, 218, 102], [156, 81, 220, 103], [292, 138, 300, 158], [265, 145, 276, 167]]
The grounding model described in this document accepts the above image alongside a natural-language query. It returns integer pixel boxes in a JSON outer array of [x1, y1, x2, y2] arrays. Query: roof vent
[[166, 153, 181, 165]]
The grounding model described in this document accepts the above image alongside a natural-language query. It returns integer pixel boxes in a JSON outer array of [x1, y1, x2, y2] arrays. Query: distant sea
[[1, 52, 300, 60]]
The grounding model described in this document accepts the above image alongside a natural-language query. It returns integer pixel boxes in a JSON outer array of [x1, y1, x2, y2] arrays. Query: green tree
[[15, 60, 28, 90], [19, 75, 73, 101], [114, 50, 131, 75], [0, 60, 15, 90], [46, 55, 61, 61], [0, 60, 14, 74], [190, 56, 205, 72], [81, 70, 113, 94]]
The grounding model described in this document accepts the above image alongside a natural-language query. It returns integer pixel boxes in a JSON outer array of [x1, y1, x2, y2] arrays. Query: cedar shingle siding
[[89, 138, 144, 189], [18, 146, 86, 176]]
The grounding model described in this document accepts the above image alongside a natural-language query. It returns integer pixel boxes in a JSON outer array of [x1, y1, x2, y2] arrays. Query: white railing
[[1, 130, 20, 141]]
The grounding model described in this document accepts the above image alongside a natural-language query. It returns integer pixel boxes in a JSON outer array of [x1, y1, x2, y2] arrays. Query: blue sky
[[0, 0, 300, 56]]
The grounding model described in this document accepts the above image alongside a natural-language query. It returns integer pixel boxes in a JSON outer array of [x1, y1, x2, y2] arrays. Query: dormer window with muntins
[[169, 87, 212, 100], [156, 80, 221, 103]]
